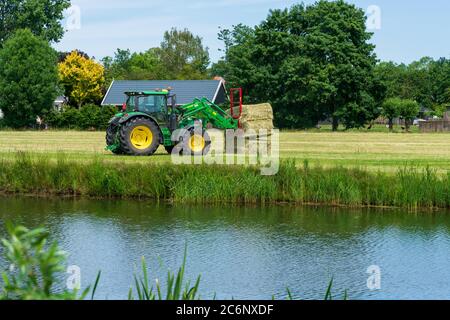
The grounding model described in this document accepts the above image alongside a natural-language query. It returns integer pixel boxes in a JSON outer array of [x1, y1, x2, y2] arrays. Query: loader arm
[[177, 98, 239, 130]]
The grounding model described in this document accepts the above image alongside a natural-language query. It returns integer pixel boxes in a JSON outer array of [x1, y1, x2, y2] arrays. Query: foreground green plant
[[285, 279, 348, 301], [0, 223, 89, 300], [129, 247, 201, 301]]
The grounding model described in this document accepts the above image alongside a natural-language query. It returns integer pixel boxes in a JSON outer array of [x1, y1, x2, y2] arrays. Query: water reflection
[[0, 196, 449, 300]]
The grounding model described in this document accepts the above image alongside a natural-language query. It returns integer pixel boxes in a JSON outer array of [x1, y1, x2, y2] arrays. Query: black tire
[[106, 122, 123, 155], [119, 117, 161, 156], [165, 146, 174, 155], [183, 129, 211, 156]]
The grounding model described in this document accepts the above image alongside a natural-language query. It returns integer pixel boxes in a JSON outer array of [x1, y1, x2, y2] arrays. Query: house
[[54, 96, 68, 110], [101, 79, 227, 107], [418, 106, 432, 120]]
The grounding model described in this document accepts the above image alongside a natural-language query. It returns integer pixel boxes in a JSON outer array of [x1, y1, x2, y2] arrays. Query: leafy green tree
[[211, 24, 256, 87], [156, 28, 210, 80], [102, 49, 132, 83], [428, 58, 450, 107], [398, 99, 420, 132], [214, 1, 384, 130], [375, 62, 406, 98], [0, 0, 70, 45], [127, 50, 163, 80], [102, 48, 163, 85], [103, 29, 210, 82], [0, 29, 59, 128], [376, 57, 450, 114], [382, 98, 402, 131]]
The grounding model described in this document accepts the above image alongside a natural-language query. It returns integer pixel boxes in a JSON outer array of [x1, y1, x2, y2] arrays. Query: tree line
[[0, 0, 211, 128], [211, 1, 450, 130], [0, 0, 448, 130]]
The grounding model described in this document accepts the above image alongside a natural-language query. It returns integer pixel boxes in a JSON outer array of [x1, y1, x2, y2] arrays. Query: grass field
[[0, 130, 448, 173]]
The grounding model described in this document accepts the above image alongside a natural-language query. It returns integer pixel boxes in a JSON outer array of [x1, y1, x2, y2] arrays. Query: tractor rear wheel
[[106, 122, 123, 155], [119, 117, 161, 156]]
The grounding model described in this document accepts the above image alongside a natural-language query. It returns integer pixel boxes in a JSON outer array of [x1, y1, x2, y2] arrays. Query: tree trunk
[[405, 119, 411, 132], [388, 118, 394, 132], [332, 116, 339, 132]]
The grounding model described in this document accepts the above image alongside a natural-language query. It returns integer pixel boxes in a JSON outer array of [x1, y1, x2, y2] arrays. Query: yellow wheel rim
[[189, 134, 206, 153], [130, 126, 153, 150]]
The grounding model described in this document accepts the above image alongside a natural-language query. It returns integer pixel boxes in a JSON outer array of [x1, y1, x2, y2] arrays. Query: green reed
[[0, 153, 448, 209]]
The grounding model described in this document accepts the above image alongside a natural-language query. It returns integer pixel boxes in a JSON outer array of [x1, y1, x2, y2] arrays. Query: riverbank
[[0, 153, 448, 209]]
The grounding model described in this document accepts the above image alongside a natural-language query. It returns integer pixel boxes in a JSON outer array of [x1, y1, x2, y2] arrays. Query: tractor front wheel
[[119, 117, 161, 156], [183, 129, 211, 156]]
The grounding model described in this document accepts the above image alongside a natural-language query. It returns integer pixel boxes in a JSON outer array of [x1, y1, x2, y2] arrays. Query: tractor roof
[[125, 91, 169, 96]]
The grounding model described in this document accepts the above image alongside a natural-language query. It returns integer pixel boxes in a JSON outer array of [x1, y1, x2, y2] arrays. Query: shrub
[[45, 104, 118, 130]]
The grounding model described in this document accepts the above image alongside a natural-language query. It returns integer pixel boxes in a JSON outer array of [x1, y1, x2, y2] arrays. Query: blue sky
[[54, 0, 450, 64]]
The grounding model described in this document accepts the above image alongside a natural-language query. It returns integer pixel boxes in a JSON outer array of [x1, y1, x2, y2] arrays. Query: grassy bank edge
[[0, 153, 448, 209]]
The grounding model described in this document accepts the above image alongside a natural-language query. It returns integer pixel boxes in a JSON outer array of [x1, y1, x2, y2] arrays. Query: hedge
[[45, 104, 118, 130]]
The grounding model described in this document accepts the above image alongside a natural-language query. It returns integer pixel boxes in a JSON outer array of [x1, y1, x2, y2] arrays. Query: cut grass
[[0, 130, 448, 173]]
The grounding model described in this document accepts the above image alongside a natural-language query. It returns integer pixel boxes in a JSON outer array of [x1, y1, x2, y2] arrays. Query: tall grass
[[129, 247, 201, 301], [0, 153, 448, 209]]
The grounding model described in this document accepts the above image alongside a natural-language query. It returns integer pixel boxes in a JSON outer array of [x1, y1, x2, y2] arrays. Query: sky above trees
[[54, 0, 450, 63]]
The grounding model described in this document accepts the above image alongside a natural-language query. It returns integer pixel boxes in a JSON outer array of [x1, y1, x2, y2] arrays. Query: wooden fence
[[420, 120, 450, 133]]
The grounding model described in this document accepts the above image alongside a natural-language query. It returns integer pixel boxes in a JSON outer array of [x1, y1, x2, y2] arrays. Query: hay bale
[[228, 103, 274, 121], [241, 119, 274, 131], [213, 129, 275, 154]]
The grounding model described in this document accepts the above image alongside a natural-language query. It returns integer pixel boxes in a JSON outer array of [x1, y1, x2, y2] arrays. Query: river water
[[0, 196, 449, 300]]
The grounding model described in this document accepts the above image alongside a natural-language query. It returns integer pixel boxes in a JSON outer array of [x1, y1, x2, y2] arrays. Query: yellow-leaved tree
[[58, 51, 105, 108]]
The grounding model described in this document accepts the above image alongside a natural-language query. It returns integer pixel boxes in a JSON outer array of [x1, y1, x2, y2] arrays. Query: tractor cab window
[[137, 95, 166, 114], [126, 96, 135, 112]]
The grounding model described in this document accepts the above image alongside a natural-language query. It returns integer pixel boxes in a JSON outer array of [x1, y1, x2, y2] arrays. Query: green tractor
[[106, 88, 243, 156]]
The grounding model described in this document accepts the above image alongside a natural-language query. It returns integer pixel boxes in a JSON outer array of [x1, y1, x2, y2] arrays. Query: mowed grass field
[[0, 130, 449, 174]]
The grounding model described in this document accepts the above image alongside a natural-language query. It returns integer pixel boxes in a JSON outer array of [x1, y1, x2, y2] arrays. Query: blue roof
[[102, 80, 226, 106]]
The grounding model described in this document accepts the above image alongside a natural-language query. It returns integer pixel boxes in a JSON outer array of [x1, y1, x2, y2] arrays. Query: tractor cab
[[123, 90, 176, 115], [122, 90, 177, 128]]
